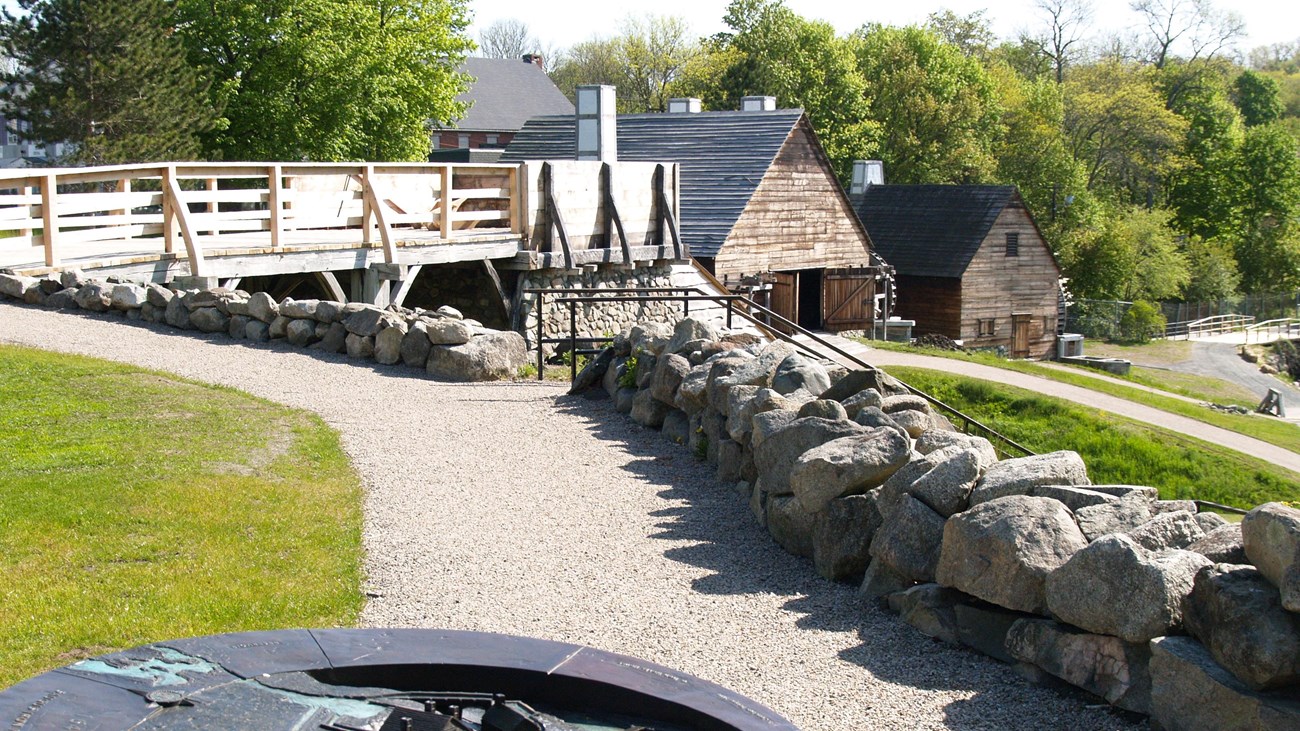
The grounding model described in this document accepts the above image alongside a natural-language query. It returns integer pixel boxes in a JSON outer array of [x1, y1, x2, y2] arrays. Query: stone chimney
[[740, 96, 776, 112], [576, 85, 617, 162], [667, 97, 702, 113], [850, 160, 885, 195]]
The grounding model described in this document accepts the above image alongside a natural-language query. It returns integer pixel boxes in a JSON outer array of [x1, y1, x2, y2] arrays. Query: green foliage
[[1233, 70, 1284, 126], [0, 346, 363, 686], [0, 0, 219, 164], [1232, 123, 1300, 292], [1118, 300, 1167, 343], [1063, 206, 1189, 301], [618, 353, 639, 389], [1182, 236, 1242, 301], [176, 0, 473, 161], [693, 426, 709, 461], [550, 15, 700, 113]]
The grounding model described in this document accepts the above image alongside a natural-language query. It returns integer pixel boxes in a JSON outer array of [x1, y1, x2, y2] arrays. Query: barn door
[[1012, 313, 1032, 358], [822, 268, 877, 331], [768, 272, 797, 333]]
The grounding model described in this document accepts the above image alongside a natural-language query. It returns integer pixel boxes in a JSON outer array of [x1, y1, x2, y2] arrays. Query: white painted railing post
[[117, 178, 133, 242], [19, 184, 33, 244], [40, 174, 58, 267]]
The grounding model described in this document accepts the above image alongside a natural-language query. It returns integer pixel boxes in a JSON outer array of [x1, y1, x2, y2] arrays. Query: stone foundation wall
[[516, 265, 684, 352], [0, 271, 529, 382], [577, 315, 1300, 731]]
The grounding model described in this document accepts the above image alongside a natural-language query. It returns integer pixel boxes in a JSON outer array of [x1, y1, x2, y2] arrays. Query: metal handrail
[[541, 287, 1034, 458]]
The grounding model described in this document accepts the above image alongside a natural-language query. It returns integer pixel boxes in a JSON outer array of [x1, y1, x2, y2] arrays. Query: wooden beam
[[270, 274, 306, 301], [40, 174, 58, 267], [267, 165, 283, 250], [363, 268, 390, 307], [439, 166, 453, 240], [480, 258, 511, 324], [655, 164, 683, 260], [371, 262, 408, 281], [162, 167, 206, 276], [115, 178, 133, 242], [162, 167, 177, 254], [601, 162, 631, 264], [541, 162, 573, 270], [19, 184, 32, 243], [314, 271, 347, 303], [221, 277, 242, 290], [390, 264, 423, 308], [361, 165, 398, 263]]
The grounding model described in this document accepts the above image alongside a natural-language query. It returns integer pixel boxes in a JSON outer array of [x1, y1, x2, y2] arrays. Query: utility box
[[1057, 333, 1084, 358]]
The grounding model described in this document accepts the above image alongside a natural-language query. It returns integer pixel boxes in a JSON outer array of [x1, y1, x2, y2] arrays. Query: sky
[[466, 0, 1300, 57]]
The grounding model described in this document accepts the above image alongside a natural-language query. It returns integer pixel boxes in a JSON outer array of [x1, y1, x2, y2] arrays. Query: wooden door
[[1012, 313, 1032, 358], [768, 272, 797, 333], [822, 268, 876, 331]]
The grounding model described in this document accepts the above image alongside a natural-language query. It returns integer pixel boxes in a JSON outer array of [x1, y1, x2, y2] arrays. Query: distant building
[[0, 108, 69, 167], [430, 56, 573, 159]]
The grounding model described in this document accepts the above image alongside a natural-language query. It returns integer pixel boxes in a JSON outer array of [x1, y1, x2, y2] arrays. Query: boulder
[[631, 389, 671, 428], [603, 355, 627, 397], [1030, 485, 1119, 512], [245, 291, 278, 323], [852, 406, 906, 438], [887, 583, 963, 645], [59, 270, 87, 289], [1126, 510, 1206, 551], [880, 394, 931, 415], [312, 322, 348, 353], [749, 409, 798, 450], [189, 307, 229, 333], [1189, 524, 1247, 564], [313, 300, 343, 323], [663, 409, 691, 447], [767, 495, 817, 558], [666, 317, 719, 354], [753, 417, 869, 497], [286, 318, 317, 347], [771, 353, 831, 396], [426, 332, 526, 381], [1153, 499, 1198, 515], [268, 315, 290, 339], [915, 431, 998, 470], [434, 304, 463, 320], [1182, 563, 1300, 691], [1148, 636, 1300, 731], [614, 387, 637, 414], [869, 493, 948, 583], [1005, 619, 1152, 714], [840, 388, 883, 419], [952, 602, 1033, 663], [629, 322, 672, 355], [0, 273, 36, 299], [1086, 485, 1160, 503], [936, 495, 1088, 615], [344, 307, 394, 337], [969, 451, 1089, 505], [164, 296, 192, 329], [45, 288, 78, 309], [1045, 534, 1210, 642], [674, 364, 713, 415], [1196, 511, 1230, 532], [813, 493, 882, 582], [790, 429, 910, 514], [144, 284, 174, 308], [650, 353, 692, 405], [821, 368, 910, 402], [1242, 502, 1300, 612], [345, 333, 375, 359], [73, 282, 112, 312], [227, 314, 253, 339], [909, 447, 982, 518], [796, 399, 847, 421], [1075, 495, 1155, 542], [706, 352, 774, 414], [374, 323, 408, 365], [569, 347, 614, 395], [874, 448, 945, 520], [859, 558, 914, 601], [400, 322, 432, 367], [727, 388, 789, 443], [280, 299, 320, 319], [245, 319, 271, 342], [109, 284, 147, 310], [634, 353, 658, 390], [183, 289, 236, 313]]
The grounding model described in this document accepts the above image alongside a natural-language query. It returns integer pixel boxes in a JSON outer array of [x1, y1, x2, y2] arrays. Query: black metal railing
[[529, 286, 1034, 459]]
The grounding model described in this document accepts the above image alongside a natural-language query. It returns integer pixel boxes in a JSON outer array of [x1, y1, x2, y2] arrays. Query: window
[[977, 318, 996, 337], [1005, 232, 1020, 257], [457, 133, 470, 148], [485, 134, 499, 147]]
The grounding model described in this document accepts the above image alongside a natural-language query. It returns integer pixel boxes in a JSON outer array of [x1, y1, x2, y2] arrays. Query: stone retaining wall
[[576, 315, 1300, 731], [0, 271, 529, 382], [516, 265, 684, 352]]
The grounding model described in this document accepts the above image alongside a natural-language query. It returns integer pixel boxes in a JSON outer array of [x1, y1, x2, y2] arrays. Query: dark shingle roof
[[451, 58, 574, 132], [500, 109, 804, 258], [852, 185, 1018, 278]]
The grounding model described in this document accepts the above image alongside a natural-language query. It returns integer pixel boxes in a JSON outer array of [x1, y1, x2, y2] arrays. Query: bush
[[617, 353, 639, 389], [1117, 301, 1166, 343]]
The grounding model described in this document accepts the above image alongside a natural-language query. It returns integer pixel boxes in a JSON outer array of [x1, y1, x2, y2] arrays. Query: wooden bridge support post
[[38, 176, 57, 266], [268, 165, 284, 251]]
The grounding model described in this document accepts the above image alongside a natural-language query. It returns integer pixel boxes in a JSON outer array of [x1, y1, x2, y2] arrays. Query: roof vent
[[740, 96, 776, 112], [576, 85, 617, 162], [850, 160, 885, 195], [667, 98, 702, 113]]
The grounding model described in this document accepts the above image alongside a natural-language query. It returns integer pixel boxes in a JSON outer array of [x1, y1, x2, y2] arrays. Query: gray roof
[[501, 109, 804, 258], [853, 185, 1022, 279], [451, 58, 574, 132]]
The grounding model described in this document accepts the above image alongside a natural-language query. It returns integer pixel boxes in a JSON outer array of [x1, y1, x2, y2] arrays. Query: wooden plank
[[601, 162, 630, 264], [439, 166, 452, 240], [315, 271, 348, 302], [390, 264, 423, 308], [480, 258, 511, 323], [541, 162, 573, 269], [267, 165, 283, 249], [163, 167, 206, 276], [361, 165, 397, 263], [40, 174, 58, 267]]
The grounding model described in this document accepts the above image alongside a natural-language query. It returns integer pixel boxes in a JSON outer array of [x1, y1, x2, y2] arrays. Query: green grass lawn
[[889, 366, 1300, 510], [863, 340, 1300, 452], [0, 346, 364, 688]]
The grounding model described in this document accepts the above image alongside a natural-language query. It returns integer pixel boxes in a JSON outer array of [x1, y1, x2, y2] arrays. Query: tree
[[1130, 0, 1244, 70], [1165, 66, 1242, 240], [924, 9, 995, 59], [0, 0, 218, 164], [1063, 205, 1188, 300], [478, 18, 536, 60], [176, 0, 474, 161], [853, 24, 1002, 184], [1033, 0, 1093, 83], [548, 15, 698, 113], [1232, 70, 1283, 126], [1231, 124, 1300, 292], [1181, 236, 1240, 300]]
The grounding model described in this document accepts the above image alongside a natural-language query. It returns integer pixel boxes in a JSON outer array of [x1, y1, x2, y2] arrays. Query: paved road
[[1179, 342, 1300, 417], [797, 334, 1300, 476]]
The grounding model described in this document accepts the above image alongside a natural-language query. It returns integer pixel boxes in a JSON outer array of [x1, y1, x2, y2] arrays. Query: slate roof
[[852, 185, 1020, 279], [449, 58, 574, 132], [500, 109, 805, 259]]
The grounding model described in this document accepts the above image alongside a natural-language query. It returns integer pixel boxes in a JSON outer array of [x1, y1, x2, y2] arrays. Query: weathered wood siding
[[893, 275, 963, 338], [959, 205, 1060, 358], [712, 119, 873, 279]]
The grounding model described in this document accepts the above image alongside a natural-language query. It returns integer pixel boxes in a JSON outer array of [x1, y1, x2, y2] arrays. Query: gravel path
[[0, 305, 1143, 731]]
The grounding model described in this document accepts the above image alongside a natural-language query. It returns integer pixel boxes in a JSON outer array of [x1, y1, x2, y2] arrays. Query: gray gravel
[[0, 305, 1144, 731]]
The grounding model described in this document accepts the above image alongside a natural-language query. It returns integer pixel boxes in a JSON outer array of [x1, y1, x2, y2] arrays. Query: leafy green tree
[[549, 15, 699, 113], [1181, 236, 1241, 300], [1165, 67, 1242, 240], [1063, 206, 1189, 300], [1232, 70, 1283, 126], [1231, 123, 1300, 292], [176, 0, 473, 161], [924, 9, 996, 59], [1118, 300, 1167, 342], [852, 24, 1002, 184], [0, 0, 218, 164]]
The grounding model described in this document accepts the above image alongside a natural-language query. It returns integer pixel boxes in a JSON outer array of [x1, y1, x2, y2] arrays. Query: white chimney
[[850, 160, 885, 195], [667, 97, 702, 113], [576, 85, 617, 162], [740, 96, 776, 112]]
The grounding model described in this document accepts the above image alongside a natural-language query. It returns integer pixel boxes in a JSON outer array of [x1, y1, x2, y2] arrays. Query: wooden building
[[853, 185, 1061, 358], [501, 104, 890, 332], [431, 56, 574, 156]]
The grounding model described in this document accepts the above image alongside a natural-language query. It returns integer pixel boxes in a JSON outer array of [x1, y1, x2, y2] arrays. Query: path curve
[[0, 306, 1138, 731], [808, 337, 1300, 476]]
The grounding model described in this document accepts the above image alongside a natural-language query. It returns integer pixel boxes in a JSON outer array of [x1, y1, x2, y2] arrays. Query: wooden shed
[[853, 185, 1061, 358], [502, 106, 890, 332]]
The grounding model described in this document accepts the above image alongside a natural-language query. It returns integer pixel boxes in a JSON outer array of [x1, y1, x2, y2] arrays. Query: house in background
[[851, 179, 1061, 358], [429, 56, 574, 162], [502, 97, 892, 332]]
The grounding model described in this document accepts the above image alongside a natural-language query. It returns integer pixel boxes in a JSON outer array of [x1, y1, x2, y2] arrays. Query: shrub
[[1117, 301, 1166, 343], [618, 353, 639, 389]]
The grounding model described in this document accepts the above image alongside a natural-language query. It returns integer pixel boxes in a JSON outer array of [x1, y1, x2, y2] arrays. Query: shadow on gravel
[[552, 396, 1144, 731]]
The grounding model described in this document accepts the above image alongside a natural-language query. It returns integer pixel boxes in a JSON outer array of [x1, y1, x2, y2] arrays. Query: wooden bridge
[[0, 160, 683, 305]]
